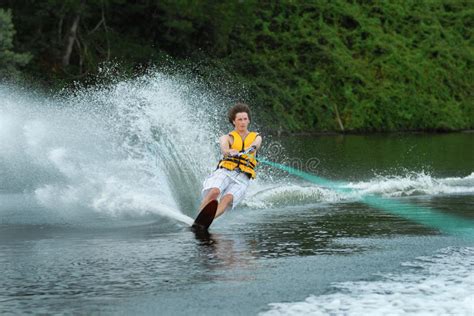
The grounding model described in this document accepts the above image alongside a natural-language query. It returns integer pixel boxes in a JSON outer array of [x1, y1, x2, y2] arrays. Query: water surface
[[1, 81, 473, 315]]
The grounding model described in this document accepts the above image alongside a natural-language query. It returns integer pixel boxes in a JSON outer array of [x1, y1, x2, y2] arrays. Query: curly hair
[[228, 103, 251, 126]]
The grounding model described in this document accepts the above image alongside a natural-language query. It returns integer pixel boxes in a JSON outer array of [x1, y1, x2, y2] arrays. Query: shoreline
[[263, 128, 474, 137]]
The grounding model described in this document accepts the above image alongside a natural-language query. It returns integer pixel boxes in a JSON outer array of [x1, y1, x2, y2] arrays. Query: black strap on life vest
[[223, 156, 256, 168]]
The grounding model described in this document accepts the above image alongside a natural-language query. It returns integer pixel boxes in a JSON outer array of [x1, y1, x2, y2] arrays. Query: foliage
[[225, 1, 474, 131], [0, 8, 31, 82], [2, 0, 473, 132]]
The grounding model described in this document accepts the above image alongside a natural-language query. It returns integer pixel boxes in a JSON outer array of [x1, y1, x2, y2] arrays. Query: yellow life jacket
[[218, 131, 259, 179]]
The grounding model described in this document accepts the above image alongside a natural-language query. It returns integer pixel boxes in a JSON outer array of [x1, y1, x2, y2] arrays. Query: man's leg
[[215, 193, 233, 218], [199, 188, 220, 211]]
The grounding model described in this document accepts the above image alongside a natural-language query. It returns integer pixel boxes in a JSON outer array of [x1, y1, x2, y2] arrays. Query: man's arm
[[247, 135, 262, 152], [219, 135, 239, 156]]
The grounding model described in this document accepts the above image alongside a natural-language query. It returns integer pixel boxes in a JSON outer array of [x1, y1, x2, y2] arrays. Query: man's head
[[228, 103, 251, 131]]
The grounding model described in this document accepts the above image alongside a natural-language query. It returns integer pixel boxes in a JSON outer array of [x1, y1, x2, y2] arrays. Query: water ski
[[192, 200, 218, 231]]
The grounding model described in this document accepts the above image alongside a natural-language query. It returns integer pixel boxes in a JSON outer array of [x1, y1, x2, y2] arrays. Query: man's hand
[[242, 145, 257, 154], [225, 149, 240, 156], [249, 136, 262, 152]]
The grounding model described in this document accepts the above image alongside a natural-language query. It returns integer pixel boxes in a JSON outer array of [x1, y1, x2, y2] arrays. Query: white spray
[[0, 73, 227, 226]]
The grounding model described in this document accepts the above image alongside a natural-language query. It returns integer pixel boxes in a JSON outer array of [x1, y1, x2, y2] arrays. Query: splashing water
[[0, 73, 229, 226]]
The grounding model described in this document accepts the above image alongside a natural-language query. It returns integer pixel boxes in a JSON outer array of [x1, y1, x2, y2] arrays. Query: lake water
[[1, 81, 473, 315]]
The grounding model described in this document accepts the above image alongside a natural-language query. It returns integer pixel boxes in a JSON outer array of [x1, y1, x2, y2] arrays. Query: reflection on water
[[233, 202, 438, 259], [0, 193, 471, 314], [193, 231, 258, 282], [0, 225, 259, 313], [276, 133, 474, 180]]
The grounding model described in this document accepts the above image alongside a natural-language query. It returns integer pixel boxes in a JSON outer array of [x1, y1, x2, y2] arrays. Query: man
[[198, 103, 262, 220]]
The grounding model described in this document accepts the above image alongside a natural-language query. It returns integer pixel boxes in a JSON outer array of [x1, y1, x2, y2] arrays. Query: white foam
[[345, 172, 474, 197], [241, 171, 474, 209], [262, 247, 474, 316], [243, 183, 347, 208]]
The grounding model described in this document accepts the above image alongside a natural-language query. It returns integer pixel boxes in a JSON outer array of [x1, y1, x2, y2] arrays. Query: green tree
[[0, 8, 31, 81]]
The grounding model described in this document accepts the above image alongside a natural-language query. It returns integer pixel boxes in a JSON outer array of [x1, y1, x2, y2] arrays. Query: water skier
[[193, 103, 262, 230]]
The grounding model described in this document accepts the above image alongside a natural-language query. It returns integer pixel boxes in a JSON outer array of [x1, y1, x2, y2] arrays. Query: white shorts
[[202, 168, 251, 209]]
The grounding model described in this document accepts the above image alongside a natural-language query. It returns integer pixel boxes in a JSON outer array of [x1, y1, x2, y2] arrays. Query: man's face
[[233, 112, 250, 130]]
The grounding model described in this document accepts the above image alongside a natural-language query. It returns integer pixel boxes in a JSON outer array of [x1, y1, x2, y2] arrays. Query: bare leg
[[215, 193, 233, 218], [199, 188, 220, 212]]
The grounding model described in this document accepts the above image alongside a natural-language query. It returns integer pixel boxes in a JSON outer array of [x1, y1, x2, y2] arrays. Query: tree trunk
[[333, 102, 345, 132], [62, 14, 80, 67], [102, 4, 110, 61]]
